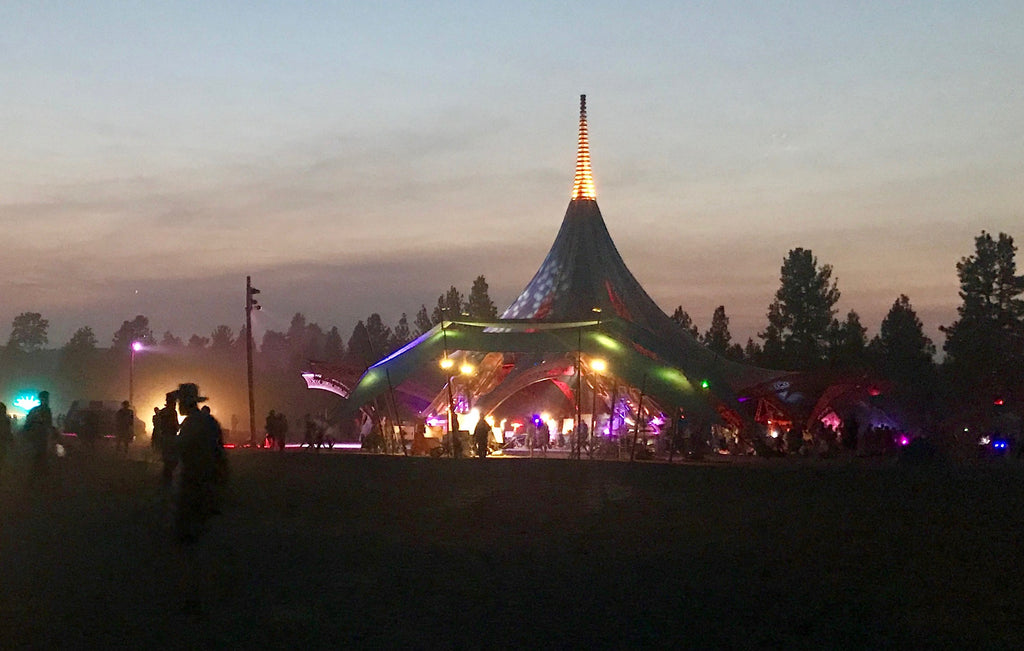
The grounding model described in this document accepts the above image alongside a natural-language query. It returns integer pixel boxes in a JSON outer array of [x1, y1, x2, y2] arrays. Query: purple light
[[132, 341, 143, 352], [899, 436, 910, 446]]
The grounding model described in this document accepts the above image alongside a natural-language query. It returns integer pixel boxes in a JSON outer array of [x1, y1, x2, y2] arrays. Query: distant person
[[536, 419, 550, 457], [230, 413, 239, 439], [174, 383, 225, 544], [304, 413, 316, 449], [24, 391, 55, 481], [151, 407, 160, 451], [115, 400, 134, 455], [473, 418, 491, 459], [154, 391, 180, 486], [265, 410, 278, 450], [0, 402, 12, 478], [276, 412, 288, 451]]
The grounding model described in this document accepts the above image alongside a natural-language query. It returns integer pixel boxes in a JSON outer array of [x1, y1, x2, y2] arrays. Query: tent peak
[[570, 94, 596, 201]]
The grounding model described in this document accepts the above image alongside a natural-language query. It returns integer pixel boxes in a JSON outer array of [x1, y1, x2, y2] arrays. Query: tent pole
[[574, 326, 582, 459], [631, 375, 647, 462]]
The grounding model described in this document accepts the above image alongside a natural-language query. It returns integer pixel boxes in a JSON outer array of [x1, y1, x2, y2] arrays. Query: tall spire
[[571, 94, 596, 201]]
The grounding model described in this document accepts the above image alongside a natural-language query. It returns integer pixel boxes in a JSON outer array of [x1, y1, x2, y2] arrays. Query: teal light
[[13, 395, 40, 411]]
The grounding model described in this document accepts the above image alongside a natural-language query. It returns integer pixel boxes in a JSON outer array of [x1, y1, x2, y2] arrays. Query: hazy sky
[[2, 1, 1022, 350]]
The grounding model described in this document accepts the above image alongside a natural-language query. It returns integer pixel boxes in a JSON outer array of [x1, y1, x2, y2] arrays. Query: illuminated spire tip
[[571, 94, 596, 200]]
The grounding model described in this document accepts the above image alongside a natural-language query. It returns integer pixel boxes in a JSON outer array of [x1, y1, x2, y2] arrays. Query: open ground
[[2, 449, 1023, 648]]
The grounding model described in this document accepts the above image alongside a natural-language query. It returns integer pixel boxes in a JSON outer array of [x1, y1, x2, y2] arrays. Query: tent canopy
[[344, 316, 740, 420]]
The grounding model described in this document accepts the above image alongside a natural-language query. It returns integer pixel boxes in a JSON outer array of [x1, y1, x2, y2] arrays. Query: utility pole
[[246, 276, 261, 447]]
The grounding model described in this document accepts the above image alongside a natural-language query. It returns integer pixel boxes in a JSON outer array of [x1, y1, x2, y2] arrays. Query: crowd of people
[[0, 383, 227, 545]]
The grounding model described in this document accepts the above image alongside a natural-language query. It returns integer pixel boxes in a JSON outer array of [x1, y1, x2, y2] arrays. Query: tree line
[[3, 235, 1022, 435]]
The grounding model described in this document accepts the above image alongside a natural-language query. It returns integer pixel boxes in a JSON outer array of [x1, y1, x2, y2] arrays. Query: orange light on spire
[[571, 94, 596, 200]]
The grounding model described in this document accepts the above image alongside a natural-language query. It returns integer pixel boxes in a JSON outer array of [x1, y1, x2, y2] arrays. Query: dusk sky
[[2, 2, 1021, 350]]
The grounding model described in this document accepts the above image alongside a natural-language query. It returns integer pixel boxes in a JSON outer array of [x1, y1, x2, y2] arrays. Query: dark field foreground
[[2, 450, 1024, 649]]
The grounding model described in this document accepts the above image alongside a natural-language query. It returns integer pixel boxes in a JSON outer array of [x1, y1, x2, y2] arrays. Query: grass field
[[2, 448, 1023, 649]]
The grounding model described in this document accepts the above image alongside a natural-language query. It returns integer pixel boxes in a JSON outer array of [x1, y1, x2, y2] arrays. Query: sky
[[2, 1, 1022, 350]]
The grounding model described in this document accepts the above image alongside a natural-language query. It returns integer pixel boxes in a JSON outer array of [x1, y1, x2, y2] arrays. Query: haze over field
[[2, 2, 1022, 346]]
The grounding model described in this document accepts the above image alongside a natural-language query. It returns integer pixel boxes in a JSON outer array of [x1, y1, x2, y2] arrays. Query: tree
[[941, 231, 1024, 400], [827, 310, 868, 369], [112, 315, 154, 350], [432, 286, 465, 324], [391, 313, 412, 351], [364, 314, 392, 357], [161, 331, 184, 348], [324, 326, 345, 363], [466, 275, 497, 320], [703, 306, 732, 355], [7, 312, 49, 352], [346, 321, 373, 366], [210, 325, 234, 352], [670, 306, 699, 339], [871, 295, 935, 385], [870, 295, 938, 428], [188, 334, 210, 350], [759, 248, 840, 370], [64, 326, 98, 353], [58, 326, 100, 399], [414, 305, 433, 334]]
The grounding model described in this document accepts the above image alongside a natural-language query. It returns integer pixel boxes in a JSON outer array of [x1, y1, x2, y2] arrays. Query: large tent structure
[[343, 96, 788, 435]]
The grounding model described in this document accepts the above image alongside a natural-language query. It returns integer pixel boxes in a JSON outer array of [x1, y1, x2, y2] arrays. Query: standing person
[[473, 417, 491, 459], [115, 400, 134, 456], [0, 402, 12, 479], [276, 412, 288, 451], [173, 383, 224, 544], [24, 391, 55, 481], [265, 410, 277, 450], [154, 392, 180, 486]]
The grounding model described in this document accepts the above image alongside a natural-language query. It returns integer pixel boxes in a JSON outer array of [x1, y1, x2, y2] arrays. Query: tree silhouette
[[760, 248, 840, 370], [7, 312, 49, 352], [941, 231, 1024, 401], [827, 310, 868, 369], [414, 305, 433, 334], [210, 325, 235, 352], [670, 306, 699, 339], [112, 315, 154, 350], [466, 275, 497, 319], [432, 286, 465, 324]]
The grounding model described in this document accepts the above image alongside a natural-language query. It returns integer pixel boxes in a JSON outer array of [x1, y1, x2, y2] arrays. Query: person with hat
[[115, 400, 135, 456], [24, 390, 55, 482], [154, 391, 180, 486], [173, 383, 225, 543]]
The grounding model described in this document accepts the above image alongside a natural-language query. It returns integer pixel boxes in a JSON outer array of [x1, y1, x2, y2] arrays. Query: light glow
[[439, 357, 454, 370], [132, 341, 144, 352], [459, 363, 475, 375], [13, 395, 40, 411], [591, 358, 607, 373], [570, 94, 596, 200]]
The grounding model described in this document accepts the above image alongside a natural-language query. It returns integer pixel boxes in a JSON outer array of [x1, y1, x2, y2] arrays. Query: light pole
[[246, 276, 261, 447], [129, 341, 143, 406], [589, 358, 607, 459]]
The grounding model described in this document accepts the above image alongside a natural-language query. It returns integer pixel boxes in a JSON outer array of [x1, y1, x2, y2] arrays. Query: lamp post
[[129, 341, 143, 406], [590, 358, 606, 459], [246, 276, 261, 446]]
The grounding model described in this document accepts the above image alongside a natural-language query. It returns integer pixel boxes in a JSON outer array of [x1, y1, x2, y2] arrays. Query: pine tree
[[670, 306, 699, 339], [466, 275, 498, 319], [941, 231, 1024, 400], [391, 313, 412, 351], [414, 305, 434, 334], [760, 248, 840, 370], [827, 310, 868, 369], [703, 306, 733, 355], [324, 326, 345, 362], [432, 286, 465, 323]]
